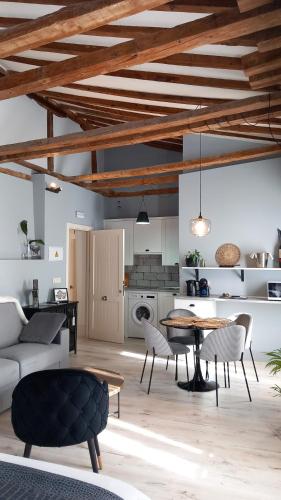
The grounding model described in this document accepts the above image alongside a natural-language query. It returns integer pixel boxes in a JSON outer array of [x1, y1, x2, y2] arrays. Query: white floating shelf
[[181, 266, 280, 282]]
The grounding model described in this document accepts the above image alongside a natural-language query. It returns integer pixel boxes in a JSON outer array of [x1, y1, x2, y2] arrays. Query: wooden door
[[104, 219, 134, 265], [68, 229, 77, 302], [89, 229, 124, 343]]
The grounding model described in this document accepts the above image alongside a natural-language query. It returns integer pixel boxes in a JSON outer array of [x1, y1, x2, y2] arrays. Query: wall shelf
[[181, 266, 281, 282]]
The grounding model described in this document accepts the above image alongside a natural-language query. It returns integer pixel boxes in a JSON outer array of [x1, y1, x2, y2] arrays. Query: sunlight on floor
[[99, 430, 208, 480], [108, 417, 203, 455]]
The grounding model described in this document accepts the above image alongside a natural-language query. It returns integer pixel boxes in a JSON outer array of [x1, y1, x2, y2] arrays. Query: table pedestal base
[[178, 380, 218, 392]]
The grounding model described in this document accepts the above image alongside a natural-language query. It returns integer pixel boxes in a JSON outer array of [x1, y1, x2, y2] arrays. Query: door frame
[[66, 223, 93, 339], [66, 223, 93, 288]]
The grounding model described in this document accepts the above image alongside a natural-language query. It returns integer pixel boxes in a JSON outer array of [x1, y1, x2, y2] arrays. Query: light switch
[[53, 277, 62, 284]]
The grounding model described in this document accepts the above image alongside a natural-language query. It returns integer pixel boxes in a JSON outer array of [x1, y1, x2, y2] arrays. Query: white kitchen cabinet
[[134, 218, 163, 254], [158, 291, 180, 334], [174, 297, 217, 317], [163, 217, 179, 265], [104, 219, 134, 265]]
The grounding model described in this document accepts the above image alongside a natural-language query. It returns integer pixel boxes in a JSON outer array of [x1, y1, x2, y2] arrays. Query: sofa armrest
[[52, 328, 69, 355]]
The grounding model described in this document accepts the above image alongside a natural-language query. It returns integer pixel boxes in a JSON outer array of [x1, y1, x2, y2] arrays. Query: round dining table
[[160, 316, 231, 392]]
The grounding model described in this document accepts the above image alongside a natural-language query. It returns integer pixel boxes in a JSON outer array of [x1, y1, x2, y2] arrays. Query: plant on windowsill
[[20, 220, 44, 260], [185, 249, 203, 267], [266, 349, 281, 396]]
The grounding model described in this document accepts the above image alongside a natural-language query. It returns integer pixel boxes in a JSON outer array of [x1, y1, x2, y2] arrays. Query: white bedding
[[0, 453, 149, 500]]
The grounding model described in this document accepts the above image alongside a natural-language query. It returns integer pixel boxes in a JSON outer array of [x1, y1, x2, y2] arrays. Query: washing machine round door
[[132, 302, 154, 325]]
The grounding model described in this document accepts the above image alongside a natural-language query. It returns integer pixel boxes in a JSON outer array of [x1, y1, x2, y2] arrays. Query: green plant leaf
[[20, 220, 28, 236]]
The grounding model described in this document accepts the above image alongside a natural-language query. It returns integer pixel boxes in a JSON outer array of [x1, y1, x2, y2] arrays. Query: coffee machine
[[199, 278, 210, 297], [186, 280, 196, 296]]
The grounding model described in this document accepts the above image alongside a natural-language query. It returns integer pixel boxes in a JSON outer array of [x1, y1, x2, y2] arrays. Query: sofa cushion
[[0, 358, 20, 390], [0, 303, 25, 349], [0, 343, 63, 378], [19, 312, 66, 345]]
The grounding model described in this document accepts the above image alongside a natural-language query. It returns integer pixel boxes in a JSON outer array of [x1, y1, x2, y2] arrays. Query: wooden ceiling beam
[[40, 90, 192, 115], [84, 174, 178, 190], [5, 54, 248, 91], [236, 0, 273, 12], [65, 84, 226, 106], [0, 0, 238, 13], [242, 49, 281, 76], [258, 36, 281, 53], [0, 92, 281, 161], [68, 143, 281, 183], [249, 69, 281, 89], [0, 166, 31, 181], [0, 0, 169, 58], [0, 3, 280, 100], [105, 187, 179, 197]]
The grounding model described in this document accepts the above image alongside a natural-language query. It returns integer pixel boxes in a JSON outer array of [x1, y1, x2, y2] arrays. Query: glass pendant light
[[190, 132, 211, 237], [136, 196, 150, 224]]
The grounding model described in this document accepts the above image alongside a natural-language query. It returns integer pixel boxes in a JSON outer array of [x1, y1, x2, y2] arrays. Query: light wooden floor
[[0, 338, 280, 500]]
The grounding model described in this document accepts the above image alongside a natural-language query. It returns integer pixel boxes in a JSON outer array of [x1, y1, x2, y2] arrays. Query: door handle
[[189, 304, 195, 307], [101, 296, 108, 301]]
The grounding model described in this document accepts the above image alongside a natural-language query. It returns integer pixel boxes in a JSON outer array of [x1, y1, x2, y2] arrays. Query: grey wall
[[179, 134, 281, 355], [103, 144, 181, 218], [0, 96, 104, 304]]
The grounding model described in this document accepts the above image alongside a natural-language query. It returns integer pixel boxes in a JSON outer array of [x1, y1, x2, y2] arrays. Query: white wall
[[179, 134, 281, 356], [103, 143, 181, 218], [0, 96, 104, 304]]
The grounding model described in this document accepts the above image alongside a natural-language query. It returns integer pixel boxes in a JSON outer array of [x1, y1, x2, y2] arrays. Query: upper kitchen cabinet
[[104, 219, 134, 265], [162, 217, 179, 266], [134, 218, 163, 254]]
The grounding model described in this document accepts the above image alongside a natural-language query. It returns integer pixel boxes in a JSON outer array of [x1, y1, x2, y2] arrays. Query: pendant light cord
[[199, 130, 202, 217]]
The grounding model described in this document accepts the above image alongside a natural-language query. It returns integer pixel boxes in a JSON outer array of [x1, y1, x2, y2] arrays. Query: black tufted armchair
[[11, 369, 109, 473]]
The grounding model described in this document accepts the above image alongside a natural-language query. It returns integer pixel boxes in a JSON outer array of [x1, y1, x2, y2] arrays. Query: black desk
[[22, 302, 78, 353]]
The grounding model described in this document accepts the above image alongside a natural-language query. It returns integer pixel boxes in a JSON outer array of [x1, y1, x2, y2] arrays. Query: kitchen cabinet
[[162, 217, 179, 265], [134, 218, 163, 254], [104, 219, 134, 265], [174, 297, 216, 318], [158, 291, 180, 334]]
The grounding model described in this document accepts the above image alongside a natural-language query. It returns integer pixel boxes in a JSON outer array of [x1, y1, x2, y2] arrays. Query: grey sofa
[[0, 299, 69, 413]]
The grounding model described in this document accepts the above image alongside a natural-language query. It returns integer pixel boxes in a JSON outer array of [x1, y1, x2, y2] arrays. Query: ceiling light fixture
[[136, 196, 150, 224], [190, 132, 211, 237], [46, 182, 62, 194]]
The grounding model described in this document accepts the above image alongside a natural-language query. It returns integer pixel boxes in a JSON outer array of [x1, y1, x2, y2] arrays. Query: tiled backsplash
[[125, 254, 179, 289]]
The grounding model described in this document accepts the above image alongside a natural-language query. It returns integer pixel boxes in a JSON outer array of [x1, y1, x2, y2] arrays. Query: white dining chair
[[140, 319, 190, 394], [200, 324, 251, 406]]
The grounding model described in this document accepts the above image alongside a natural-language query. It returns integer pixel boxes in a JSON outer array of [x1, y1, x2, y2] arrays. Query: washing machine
[[127, 291, 158, 338]]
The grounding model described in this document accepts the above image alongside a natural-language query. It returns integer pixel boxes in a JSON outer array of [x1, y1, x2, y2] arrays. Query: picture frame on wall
[[53, 288, 68, 303]]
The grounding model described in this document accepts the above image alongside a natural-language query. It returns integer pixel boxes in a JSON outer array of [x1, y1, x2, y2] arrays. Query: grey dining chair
[[232, 313, 258, 382], [140, 319, 190, 394], [166, 308, 205, 372], [200, 324, 251, 406]]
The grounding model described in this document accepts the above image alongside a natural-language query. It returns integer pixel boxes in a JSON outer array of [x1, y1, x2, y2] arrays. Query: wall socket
[[53, 277, 62, 284]]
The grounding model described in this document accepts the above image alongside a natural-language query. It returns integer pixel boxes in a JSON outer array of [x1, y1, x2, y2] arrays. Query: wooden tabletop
[[160, 316, 232, 330]]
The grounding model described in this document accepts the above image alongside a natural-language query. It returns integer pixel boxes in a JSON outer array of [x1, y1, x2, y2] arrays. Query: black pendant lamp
[[136, 196, 150, 224]]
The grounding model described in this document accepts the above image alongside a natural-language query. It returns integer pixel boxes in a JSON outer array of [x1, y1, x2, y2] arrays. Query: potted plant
[[185, 249, 202, 267], [266, 349, 281, 396], [20, 220, 44, 259]]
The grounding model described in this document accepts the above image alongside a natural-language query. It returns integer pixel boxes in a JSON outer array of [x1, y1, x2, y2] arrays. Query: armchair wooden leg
[[205, 361, 209, 381], [249, 344, 259, 382], [175, 354, 178, 381], [147, 349, 156, 395], [88, 437, 99, 473], [166, 356, 169, 370], [23, 443, 32, 458], [215, 355, 218, 407], [94, 435, 102, 470], [140, 350, 148, 383]]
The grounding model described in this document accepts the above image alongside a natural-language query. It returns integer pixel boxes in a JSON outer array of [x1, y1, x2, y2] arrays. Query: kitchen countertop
[[125, 287, 180, 293], [175, 295, 281, 304]]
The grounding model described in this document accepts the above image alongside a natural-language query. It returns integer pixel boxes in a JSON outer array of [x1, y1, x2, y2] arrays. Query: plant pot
[[185, 257, 200, 267]]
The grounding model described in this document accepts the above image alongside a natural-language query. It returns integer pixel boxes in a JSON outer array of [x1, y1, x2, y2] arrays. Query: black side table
[[22, 302, 78, 354]]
